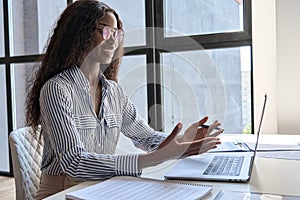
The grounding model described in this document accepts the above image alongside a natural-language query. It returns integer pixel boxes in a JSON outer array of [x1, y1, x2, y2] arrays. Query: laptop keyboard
[[203, 156, 244, 176]]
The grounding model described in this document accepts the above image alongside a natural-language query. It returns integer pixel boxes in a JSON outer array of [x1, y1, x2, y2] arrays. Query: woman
[[25, 1, 222, 199]]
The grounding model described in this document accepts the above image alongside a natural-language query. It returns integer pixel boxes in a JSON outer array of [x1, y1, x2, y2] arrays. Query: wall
[[253, 0, 300, 134], [252, 0, 278, 134], [276, 0, 300, 134]]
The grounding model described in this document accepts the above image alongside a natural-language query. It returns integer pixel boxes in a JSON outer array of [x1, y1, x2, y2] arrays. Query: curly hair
[[25, 0, 124, 131]]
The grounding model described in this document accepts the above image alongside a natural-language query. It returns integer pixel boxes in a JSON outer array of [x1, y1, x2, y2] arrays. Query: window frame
[[141, 0, 253, 131]]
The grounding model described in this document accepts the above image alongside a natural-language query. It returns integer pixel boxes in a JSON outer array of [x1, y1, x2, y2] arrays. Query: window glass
[[164, 0, 243, 37], [0, 65, 9, 172], [102, 0, 146, 46], [161, 46, 251, 134], [115, 55, 147, 154], [119, 55, 148, 121], [11, 63, 38, 129], [10, 0, 66, 56], [0, 0, 4, 56]]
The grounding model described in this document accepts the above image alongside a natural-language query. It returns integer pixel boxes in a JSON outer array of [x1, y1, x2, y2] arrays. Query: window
[[0, 64, 9, 172], [164, 0, 244, 37], [103, 0, 146, 46], [1, 0, 67, 175], [118, 55, 148, 121], [152, 0, 251, 133], [10, 0, 66, 56], [161, 47, 251, 134], [0, 0, 252, 175], [11, 63, 39, 128], [0, 0, 4, 56]]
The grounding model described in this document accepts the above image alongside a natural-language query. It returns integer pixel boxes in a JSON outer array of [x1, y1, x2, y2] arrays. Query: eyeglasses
[[95, 24, 124, 42]]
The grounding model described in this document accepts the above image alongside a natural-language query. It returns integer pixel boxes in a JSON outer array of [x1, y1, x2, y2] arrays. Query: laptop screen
[[247, 93, 267, 179], [253, 93, 267, 157]]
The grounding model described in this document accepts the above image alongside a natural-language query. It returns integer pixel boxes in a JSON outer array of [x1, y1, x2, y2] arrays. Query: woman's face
[[90, 11, 119, 64]]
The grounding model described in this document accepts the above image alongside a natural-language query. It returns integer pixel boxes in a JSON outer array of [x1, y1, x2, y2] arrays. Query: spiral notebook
[[65, 176, 212, 200]]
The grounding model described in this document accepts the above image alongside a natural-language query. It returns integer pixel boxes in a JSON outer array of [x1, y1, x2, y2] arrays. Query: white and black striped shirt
[[39, 67, 166, 181]]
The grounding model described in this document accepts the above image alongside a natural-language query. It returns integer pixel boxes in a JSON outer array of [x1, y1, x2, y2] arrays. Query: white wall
[[252, 0, 278, 134], [276, 0, 300, 134], [253, 0, 300, 134]]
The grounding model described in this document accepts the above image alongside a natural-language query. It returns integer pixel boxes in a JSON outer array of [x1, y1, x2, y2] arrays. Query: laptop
[[164, 94, 267, 182]]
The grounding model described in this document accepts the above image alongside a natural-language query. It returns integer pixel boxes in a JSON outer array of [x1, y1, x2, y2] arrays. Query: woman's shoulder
[[41, 68, 77, 93], [43, 71, 68, 87], [47, 67, 84, 84]]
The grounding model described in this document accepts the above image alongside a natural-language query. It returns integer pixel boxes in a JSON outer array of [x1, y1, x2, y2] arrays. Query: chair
[[9, 127, 43, 200]]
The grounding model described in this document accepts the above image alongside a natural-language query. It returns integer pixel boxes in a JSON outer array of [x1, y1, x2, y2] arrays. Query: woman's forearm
[[138, 152, 167, 169]]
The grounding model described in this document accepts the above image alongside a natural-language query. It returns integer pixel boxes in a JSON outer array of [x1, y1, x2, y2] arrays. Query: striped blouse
[[39, 67, 166, 181]]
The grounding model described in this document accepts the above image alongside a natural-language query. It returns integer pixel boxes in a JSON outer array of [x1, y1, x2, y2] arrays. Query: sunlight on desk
[[250, 157, 300, 197]]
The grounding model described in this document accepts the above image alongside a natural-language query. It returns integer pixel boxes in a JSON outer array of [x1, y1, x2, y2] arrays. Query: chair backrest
[[9, 127, 43, 200]]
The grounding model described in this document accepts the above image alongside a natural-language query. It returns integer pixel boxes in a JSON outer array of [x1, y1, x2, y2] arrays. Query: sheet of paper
[[257, 151, 300, 160], [234, 134, 300, 151], [66, 176, 212, 200], [214, 190, 300, 200], [246, 143, 300, 151]]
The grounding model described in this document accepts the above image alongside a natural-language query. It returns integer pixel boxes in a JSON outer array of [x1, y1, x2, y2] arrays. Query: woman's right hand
[[138, 123, 221, 169]]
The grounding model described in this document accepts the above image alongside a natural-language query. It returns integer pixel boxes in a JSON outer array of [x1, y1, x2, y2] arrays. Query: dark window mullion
[[151, 0, 164, 131], [145, 0, 164, 130], [243, 0, 254, 135], [145, 0, 153, 126], [3, 0, 13, 177], [244, 0, 252, 36], [244, 0, 254, 136], [124, 46, 149, 56], [7, 54, 42, 64], [157, 32, 252, 51]]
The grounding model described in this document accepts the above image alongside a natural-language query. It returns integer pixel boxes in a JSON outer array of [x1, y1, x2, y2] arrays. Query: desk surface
[[45, 134, 300, 199]]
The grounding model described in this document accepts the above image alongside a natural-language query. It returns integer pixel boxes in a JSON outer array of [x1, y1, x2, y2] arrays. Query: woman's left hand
[[179, 116, 223, 143]]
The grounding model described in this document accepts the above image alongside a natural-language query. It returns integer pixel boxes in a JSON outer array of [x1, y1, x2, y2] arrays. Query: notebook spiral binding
[[165, 179, 212, 187]]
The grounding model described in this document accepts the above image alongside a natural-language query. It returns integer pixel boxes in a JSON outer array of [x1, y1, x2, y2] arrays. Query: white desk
[[45, 134, 300, 199]]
